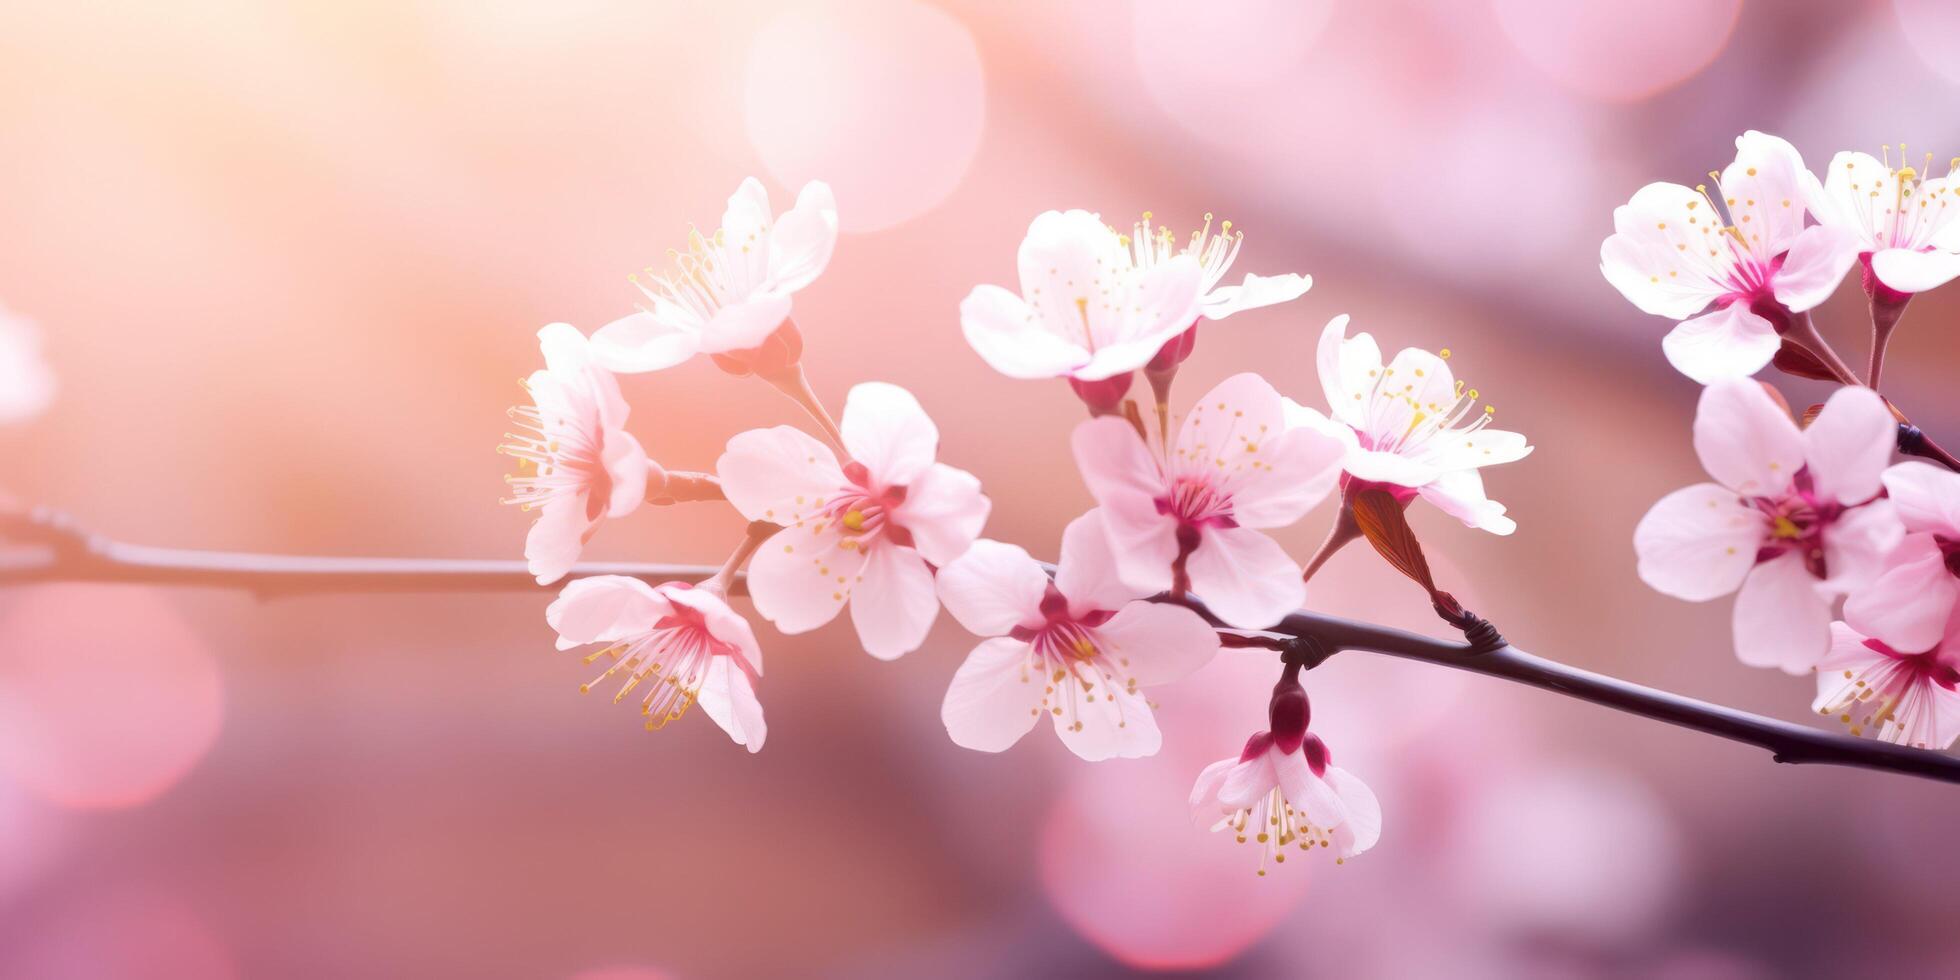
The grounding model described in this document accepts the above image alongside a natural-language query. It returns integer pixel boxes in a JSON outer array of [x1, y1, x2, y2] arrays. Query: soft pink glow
[[0, 885, 239, 979], [0, 585, 224, 810], [743, 0, 985, 233], [1893, 0, 1960, 85], [566, 968, 673, 980], [1493, 0, 1742, 102]]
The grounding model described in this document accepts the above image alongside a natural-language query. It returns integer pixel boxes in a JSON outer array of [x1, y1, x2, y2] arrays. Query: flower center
[[1214, 787, 1344, 876], [1845, 145, 1959, 251], [1353, 348, 1498, 458], [1005, 589, 1140, 734], [628, 221, 768, 322], [574, 602, 740, 731], [500, 398, 610, 519], [824, 460, 912, 550], [1155, 472, 1237, 529], [1123, 210, 1242, 294], [1749, 478, 1840, 577]]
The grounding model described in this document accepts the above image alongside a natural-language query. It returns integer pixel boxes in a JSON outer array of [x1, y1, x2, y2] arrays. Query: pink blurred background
[[5, 0, 1960, 976]]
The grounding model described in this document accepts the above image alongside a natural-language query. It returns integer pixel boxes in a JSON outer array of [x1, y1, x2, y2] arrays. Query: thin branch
[[6, 508, 1960, 786]]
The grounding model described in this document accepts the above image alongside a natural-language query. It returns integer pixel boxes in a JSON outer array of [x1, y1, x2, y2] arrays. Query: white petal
[[716, 426, 846, 524], [664, 584, 765, 677], [745, 522, 864, 634], [1055, 508, 1147, 617], [1343, 447, 1442, 488], [1177, 372, 1332, 528], [1316, 314, 1384, 429], [696, 291, 793, 354], [1184, 526, 1304, 629], [720, 177, 775, 243], [936, 539, 1048, 637], [525, 495, 598, 587], [766, 180, 838, 293], [841, 382, 939, 487], [1883, 461, 1960, 536], [1053, 679, 1161, 761], [601, 430, 651, 519], [1844, 533, 1959, 652], [1072, 417, 1177, 594], [1732, 553, 1832, 673], [1413, 428, 1534, 473], [1200, 271, 1312, 320], [1273, 750, 1342, 827], [1415, 467, 1515, 535], [958, 284, 1089, 379], [1662, 305, 1781, 385], [1599, 182, 1729, 318], [893, 463, 989, 566], [695, 656, 767, 753], [941, 637, 1043, 753], [1217, 754, 1277, 808], [1802, 386, 1897, 505], [545, 575, 670, 649], [850, 544, 939, 660], [1324, 766, 1382, 857], [1726, 131, 1815, 256], [1692, 378, 1803, 496], [1820, 500, 1905, 596], [1870, 247, 1960, 295], [1093, 600, 1219, 686], [588, 310, 702, 374], [1188, 758, 1238, 826], [1633, 483, 1764, 601], [1770, 223, 1856, 311]]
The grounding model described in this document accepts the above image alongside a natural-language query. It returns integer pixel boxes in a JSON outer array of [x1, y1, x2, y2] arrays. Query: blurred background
[[3, 0, 1960, 976]]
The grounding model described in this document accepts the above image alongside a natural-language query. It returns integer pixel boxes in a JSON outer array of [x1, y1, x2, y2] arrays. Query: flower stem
[[13, 507, 1960, 786], [1867, 293, 1910, 392], [1300, 505, 1361, 584], [1782, 311, 1861, 387], [704, 520, 776, 593], [759, 364, 847, 457]]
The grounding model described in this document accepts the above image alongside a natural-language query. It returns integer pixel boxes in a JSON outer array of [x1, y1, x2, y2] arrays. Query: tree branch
[[7, 507, 1959, 785]]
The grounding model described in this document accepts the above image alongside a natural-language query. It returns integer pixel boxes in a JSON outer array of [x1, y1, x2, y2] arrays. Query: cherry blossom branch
[[9, 508, 1960, 785]]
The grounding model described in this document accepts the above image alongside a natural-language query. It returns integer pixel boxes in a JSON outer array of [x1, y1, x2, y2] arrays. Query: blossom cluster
[[1613, 133, 1960, 749]]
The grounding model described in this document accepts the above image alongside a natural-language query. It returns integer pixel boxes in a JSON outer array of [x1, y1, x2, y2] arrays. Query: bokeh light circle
[[0, 585, 224, 809], [1131, 0, 1335, 145], [1492, 0, 1743, 102], [743, 0, 985, 233], [1893, 0, 1960, 85]]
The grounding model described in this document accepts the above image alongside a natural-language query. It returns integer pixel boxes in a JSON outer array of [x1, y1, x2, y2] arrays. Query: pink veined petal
[[1093, 600, 1220, 687], [1341, 447, 1442, 489], [1184, 525, 1305, 630], [892, 462, 989, 566], [745, 521, 865, 635], [1732, 553, 1833, 674], [1223, 419, 1346, 528], [1272, 749, 1344, 827], [1316, 315, 1385, 430], [1189, 758, 1239, 826], [1200, 271, 1312, 320], [941, 637, 1043, 753], [1599, 211, 1727, 320], [1770, 223, 1857, 312], [1633, 483, 1765, 601], [1844, 533, 1958, 653], [1661, 304, 1782, 385], [1882, 461, 1960, 536], [1323, 766, 1381, 857], [526, 495, 600, 587], [697, 290, 793, 354], [1053, 679, 1162, 761], [766, 180, 838, 294], [850, 543, 940, 660], [959, 284, 1090, 379], [1820, 500, 1905, 596], [715, 425, 847, 524], [1174, 372, 1293, 500], [841, 382, 940, 487], [1725, 131, 1815, 257], [1072, 416, 1177, 594], [935, 539, 1048, 637], [1055, 509, 1147, 617], [1415, 467, 1515, 535], [1692, 378, 1803, 497], [588, 310, 702, 374], [1870, 247, 1960, 295], [545, 575, 670, 649], [602, 431, 651, 520], [1216, 753, 1278, 809], [695, 656, 767, 753], [1802, 386, 1897, 505], [664, 585, 764, 677]]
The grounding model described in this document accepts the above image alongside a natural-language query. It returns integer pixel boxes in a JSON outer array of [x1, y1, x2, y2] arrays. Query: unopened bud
[[1269, 676, 1310, 754], [1067, 372, 1134, 415], [1299, 732, 1330, 777]]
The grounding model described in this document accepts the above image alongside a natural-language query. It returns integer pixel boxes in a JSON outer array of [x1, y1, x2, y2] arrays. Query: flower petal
[[766, 180, 838, 293], [1217, 754, 1277, 808], [1093, 600, 1219, 687], [1053, 678, 1161, 761], [695, 656, 767, 753], [745, 522, 864, 635], [1820, 500, 1904, 596], [545, 575, 670, 649], [1072, 416, 1177, 594], [665, 584, 765, 677], [1870, 247, 1960, 295], [1188, 758, 1238, 826], [525, 495, 598, 587], [1273, 750, 1342, 827], [1200, 271, 1312, 320], [602, 431, 651, 519], [1802, 385, 1896, 505], [959, 284, 1089, 379], [1725, 131, 1816, 256], [1415, 467, 1515, 535], [1600, 182, 1729, 318], [842, 382, 939, 486], [850, 543, 939, 660], [716, 425, 846, 524], [589, 310, 702, 374], [1770, 224, 1856, 311], [1692, 378, 1803, 496], [1732, 553, 1832, 673], [1316, 315, 1384, 429], [697, 291, 793, 354], [1185, 526, 1305, 629], [1324, 766, 1381, 857], [893, 463, 989, 566], [1662, 305, 1781, 385], [1882, 461, 1960, 536], [1844, 532, 1959, 652], [1055, 508, 1147, 617], [941, 637, 1043, 753], [1342, 447, 1441, 489], [936, 539, 1048, 637], [1633, 483, 1764, 601]]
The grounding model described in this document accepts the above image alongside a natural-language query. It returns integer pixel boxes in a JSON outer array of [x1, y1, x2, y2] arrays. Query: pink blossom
[[959, 209, 1205, 382], [0, 304, 55, 424], [1814, 619, 1960, 749], [1120, 211, 1312, 322], [936, 512, 1219, 760], [500, 324, 652, 585], [546, 576, 766, 751], [1635, 381, 1902, 672], [717, 382, 989, 659], [1189, 730, 1381, 874], [1071, 373, 1344, 629], [1844, 461, 1960, 652], [591, 177, 837, 373], [1295, 315, 1532, 535], [1600, 131, 1856, 383], [1813, 148, 1960, 296]]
